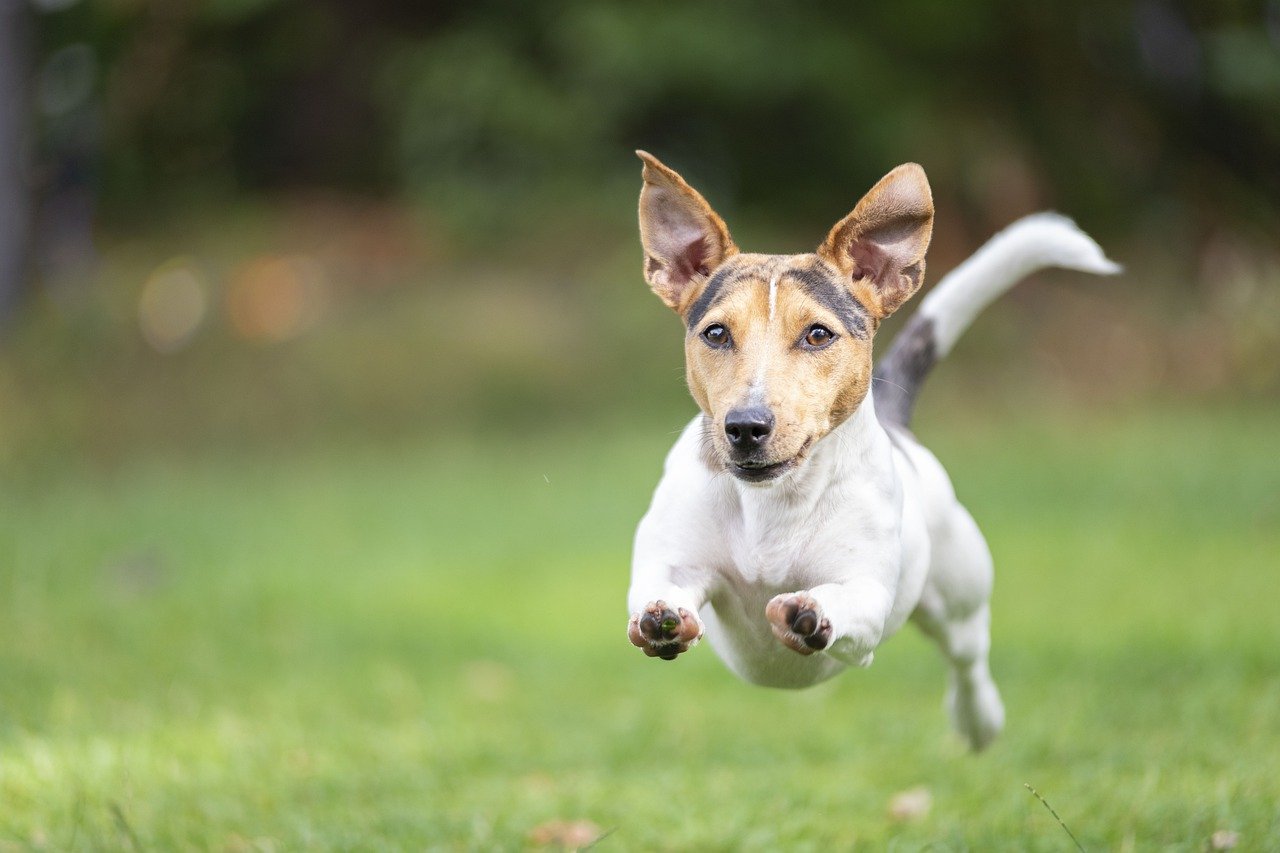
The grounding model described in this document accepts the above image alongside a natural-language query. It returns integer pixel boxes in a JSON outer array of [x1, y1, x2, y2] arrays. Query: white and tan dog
[[626, 151, 1118, 749]]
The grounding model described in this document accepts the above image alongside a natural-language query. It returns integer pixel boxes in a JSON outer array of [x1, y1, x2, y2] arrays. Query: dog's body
[[625, 152, 1118, 749]]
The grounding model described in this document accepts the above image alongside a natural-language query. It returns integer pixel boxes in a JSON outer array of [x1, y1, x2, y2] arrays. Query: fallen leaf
[[1210, 829, 1240, 850], [527, 819, 603, 849], [888, 786, 932, 822]]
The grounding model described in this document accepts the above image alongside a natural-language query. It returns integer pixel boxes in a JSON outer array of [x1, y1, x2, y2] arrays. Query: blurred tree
[[22, 0, 1280, 264], [373, 0, 1280, 247], [0, 0, 33, 324]]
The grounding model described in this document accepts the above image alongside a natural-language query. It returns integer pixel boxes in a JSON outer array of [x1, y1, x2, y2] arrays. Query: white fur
[[920, 212, 1120, 357], [748, 271, 781, 400], [630, 393, 1004, 747]]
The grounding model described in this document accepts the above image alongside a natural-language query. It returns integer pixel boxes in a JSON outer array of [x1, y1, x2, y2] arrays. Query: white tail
[[919, 212, 1121, 358]]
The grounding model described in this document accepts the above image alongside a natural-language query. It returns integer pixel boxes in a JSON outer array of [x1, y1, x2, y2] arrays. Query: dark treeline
[[15, 1, 1280, 284]]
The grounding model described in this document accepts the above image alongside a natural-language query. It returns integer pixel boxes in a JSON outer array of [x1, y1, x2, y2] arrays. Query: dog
[[625, 151, 1118, 750]]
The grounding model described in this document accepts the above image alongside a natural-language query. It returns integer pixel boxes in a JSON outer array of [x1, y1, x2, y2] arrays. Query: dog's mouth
[[728, 439, 812, 484], [731, 458, 794, 483]]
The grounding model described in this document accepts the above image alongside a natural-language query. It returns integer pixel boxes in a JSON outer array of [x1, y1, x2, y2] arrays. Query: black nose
[[724, 407, 775, 450]]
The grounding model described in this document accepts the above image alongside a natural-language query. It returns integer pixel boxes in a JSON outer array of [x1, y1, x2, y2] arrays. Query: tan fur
[[636, 150, 738, 311], [637, 153, 934, 478], [818, 163, 934, 319], [683, 255, 874, 471]]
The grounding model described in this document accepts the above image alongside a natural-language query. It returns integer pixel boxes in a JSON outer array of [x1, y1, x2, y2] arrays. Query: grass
[[2, 401, 1278, 849]]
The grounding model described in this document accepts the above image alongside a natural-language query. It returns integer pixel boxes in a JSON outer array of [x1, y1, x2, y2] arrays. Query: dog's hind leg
[[913, 503, 1005, 751]]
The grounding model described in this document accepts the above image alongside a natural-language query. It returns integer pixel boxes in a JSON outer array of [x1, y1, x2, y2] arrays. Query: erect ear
[[817, 163, 934, 320], [637, 150, 737, 312]]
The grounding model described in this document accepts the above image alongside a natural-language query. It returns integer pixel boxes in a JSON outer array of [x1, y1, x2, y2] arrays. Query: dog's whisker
[[871, 376, 909, 394]]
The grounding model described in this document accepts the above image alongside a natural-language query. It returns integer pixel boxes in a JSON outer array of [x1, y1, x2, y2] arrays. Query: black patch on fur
[[873, 313, 938, 428], [684, 267, 743, 329], [783, 268, 869, 339], [684, 262, 870, 337]]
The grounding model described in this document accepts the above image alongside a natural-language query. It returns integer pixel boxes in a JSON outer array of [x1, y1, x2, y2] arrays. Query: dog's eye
[[702, 323, 732, 349], [803, 325, 836, 348]]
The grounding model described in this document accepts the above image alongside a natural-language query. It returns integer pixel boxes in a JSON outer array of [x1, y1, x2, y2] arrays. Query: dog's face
[[637, 152, 933, 484], [680, 252, 878, 482]]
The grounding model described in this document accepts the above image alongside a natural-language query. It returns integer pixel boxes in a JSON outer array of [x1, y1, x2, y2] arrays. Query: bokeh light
[[226, 254, 328, 343], [137, 257, 208, 353]]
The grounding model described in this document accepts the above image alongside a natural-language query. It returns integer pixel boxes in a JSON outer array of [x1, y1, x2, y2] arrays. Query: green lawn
[[2, 404, 1278, 849]]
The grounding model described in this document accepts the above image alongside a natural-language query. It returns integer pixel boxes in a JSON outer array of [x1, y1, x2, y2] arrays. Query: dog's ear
[[818, 163, 934, 320], [637, 150, 737, 312]]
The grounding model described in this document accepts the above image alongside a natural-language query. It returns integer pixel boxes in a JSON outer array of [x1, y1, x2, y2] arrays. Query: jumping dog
[[625, 151, 1118, 749]]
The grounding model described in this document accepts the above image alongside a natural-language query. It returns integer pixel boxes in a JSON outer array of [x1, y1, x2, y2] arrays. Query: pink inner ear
[[848, 238, 891, 284], [672, 235, 711, 283]]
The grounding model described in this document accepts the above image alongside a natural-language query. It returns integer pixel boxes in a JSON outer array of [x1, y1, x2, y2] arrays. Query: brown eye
[[702, 323, 731, 348], [804, 324, 836, 348]]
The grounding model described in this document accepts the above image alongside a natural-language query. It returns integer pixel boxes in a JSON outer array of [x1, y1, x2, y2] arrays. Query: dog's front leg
[[766, 578, 892, 667], [626, 563, 710, 661]]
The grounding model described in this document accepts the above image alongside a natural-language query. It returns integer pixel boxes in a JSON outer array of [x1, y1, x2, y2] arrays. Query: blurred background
[[2, 1, 1279, 846], [1, 0, 1278, 468]]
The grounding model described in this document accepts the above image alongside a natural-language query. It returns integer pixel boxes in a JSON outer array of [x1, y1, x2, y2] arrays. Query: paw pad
[[628, 600, 702, 661], [766, 593, 833, 655]]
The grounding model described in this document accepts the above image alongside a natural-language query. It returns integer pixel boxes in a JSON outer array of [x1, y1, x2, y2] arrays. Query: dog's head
[[637, 151, 933, 484]]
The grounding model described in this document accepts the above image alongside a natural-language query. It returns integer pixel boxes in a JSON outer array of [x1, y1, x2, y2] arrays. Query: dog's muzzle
[[723, 407, 808, 482]]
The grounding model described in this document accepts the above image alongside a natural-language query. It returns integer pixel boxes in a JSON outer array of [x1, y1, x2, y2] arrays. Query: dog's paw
[[765, 592, 832, 655], [627, 600, 703, 661]]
